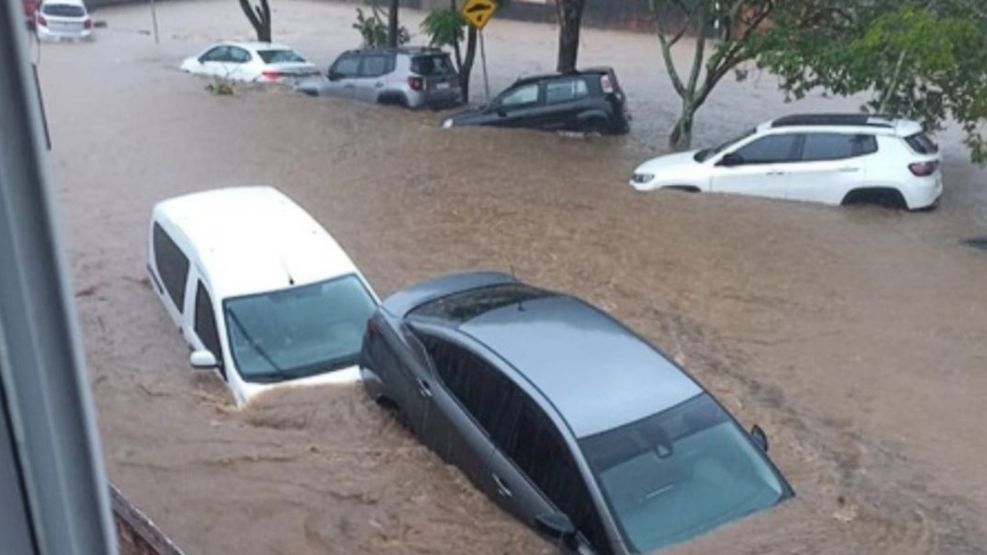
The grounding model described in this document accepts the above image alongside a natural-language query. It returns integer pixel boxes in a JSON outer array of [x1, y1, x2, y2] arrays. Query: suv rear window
[[905, 132, 939, 155], [411, 55, 454, 76], [42, 3, 85, 16], [410, 284, 549, 324]]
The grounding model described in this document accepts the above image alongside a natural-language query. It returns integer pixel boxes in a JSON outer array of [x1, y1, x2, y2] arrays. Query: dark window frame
[[359, 54, 392, 78], [798, 132, 878, 162], [329, 55, 361, 79], [544, 77, 589, 105], [498, 82, 543, 110], [731, 133, 803, 165], [194, 281, 225, 380], [152, 223, 189, 313], [417, 332, 612, 554]]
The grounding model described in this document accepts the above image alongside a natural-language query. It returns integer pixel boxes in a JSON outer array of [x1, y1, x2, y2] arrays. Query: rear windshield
[[411, 55, 455, 76], [258, 50, 306, 64], [410, 284, 549, 324], [42, 3, 85, 16], [905, 132, 939, 155]]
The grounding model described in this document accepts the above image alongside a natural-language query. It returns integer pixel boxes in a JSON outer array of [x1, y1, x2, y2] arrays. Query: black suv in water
[[443, 68, 630, 134]]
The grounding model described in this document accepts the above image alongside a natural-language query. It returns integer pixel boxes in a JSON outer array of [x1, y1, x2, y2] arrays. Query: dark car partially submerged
[[360, 272, 793, 554], [443, 68, 631, 135]]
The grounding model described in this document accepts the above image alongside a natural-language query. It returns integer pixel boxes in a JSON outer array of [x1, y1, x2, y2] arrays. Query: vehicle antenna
[[510, 264, 525, 312]]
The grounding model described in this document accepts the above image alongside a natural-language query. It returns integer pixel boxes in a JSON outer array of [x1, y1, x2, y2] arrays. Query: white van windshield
[[223, 274, 376, 383]]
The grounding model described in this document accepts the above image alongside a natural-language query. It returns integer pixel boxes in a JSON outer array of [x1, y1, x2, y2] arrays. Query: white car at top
[[35, 0, 93, 41], [180, 41, 319, 85], [631, 113, 943, 210], [148, 186, 379, 406]]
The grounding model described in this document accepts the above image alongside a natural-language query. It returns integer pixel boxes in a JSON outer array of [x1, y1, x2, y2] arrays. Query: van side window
[[152, 223, 189, 312], [194, 282, 224, 380]]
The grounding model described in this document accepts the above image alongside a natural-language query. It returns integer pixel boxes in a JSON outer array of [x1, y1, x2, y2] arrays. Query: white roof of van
[[153, 186, 360, 299]]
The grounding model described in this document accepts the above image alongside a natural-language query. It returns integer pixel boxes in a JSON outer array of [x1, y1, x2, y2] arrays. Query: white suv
[[148, 186, 379, 406], [630, 114, 942, 210]]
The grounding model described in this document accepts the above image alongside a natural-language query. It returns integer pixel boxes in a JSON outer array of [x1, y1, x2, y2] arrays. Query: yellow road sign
[[461, 0, 498, 30]]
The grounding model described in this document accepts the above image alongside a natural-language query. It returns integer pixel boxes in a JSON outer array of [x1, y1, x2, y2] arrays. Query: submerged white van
[[148, 186, 379, 406]]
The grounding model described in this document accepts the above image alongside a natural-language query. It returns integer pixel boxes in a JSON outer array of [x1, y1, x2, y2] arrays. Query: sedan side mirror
[[495, 107, 507, 118], [327, 70, 342, 81], [535, 512, 576, 541], [189, 350, 219, 370], [718, 152, 743, 167], [750, 424, 769, 452]]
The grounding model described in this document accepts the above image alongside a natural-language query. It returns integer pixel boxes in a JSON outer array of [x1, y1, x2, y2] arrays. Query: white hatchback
[[148, 186, 379, 406], [631, 114, 943, 210], [35, 0, 92, 41], [179, 41, 319, 85]]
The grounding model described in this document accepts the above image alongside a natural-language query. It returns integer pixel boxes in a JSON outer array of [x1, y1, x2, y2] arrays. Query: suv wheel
[[842, 188, 907, 210]]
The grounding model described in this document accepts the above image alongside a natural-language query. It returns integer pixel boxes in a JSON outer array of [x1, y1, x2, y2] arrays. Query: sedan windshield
[[580, 393, 789, 553], [694, 128, 755, 162], [223, 274, 376, 383], [258, 49, 307, 64]]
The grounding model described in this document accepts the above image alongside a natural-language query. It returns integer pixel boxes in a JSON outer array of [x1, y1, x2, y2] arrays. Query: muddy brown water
[[32, 0, 987, 553]]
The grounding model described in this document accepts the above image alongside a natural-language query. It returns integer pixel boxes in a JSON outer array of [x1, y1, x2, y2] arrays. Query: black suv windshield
[[580, 394, 789, 553], [224, 274, 377, 383], [411, 54, 454, 76], [410, 284, 549, 324]]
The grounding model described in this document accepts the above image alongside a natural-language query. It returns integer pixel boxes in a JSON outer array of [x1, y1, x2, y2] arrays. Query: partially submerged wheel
[[842, 188, 907, 210]]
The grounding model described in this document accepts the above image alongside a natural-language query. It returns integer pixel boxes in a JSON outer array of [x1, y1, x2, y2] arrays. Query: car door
[[709, 133, 801, 201], [542, 76, 591, 131], [352, 53, 391, 102], [192, 280, 227, 382], [324, 54, 362, 98], [196, 46, 231, 78], [785, 132, 875, 205], [224, 46, 255, 81], [490, 82, 545, 129]]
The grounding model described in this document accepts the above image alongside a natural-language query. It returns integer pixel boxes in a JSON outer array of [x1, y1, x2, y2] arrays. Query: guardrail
[[111, 484, 186, 555]]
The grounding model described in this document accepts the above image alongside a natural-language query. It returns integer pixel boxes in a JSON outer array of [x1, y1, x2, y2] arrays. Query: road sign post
[[461, 0, 497, 102]]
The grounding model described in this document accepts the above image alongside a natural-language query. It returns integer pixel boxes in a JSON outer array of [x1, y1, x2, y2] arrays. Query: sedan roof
[[456, 293, 702, 438]]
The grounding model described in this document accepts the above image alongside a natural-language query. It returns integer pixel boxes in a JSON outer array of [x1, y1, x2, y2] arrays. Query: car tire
[[582, 119, 608, 137], [841, 188, 907, 210]]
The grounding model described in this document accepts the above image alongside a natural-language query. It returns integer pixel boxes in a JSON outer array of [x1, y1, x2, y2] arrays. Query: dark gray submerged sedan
[[359, 272, 793, 554]]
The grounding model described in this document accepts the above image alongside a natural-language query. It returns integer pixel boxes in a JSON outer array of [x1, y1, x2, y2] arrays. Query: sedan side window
[[422, 337, 511, 434], [499, 83, 540, 108], [194, 281, 225, 380], [731, 134, 801, 165], [330, 56, 361, 79], [228, 47, 252, 64], [200, 46, 229, 63]]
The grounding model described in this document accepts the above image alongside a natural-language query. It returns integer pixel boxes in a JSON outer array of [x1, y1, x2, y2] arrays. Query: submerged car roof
[[153, 186, 361, 299], [410, 281, 702, 438], [512, 67, 614, 88]]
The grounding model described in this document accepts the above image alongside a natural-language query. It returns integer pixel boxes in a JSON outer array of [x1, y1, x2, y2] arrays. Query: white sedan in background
[[631, 113, 943, 210], [180, 41, 319, 85]]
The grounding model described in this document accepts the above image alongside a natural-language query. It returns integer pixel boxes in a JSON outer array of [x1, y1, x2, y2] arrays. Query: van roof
[[152, 186, 360, 300]]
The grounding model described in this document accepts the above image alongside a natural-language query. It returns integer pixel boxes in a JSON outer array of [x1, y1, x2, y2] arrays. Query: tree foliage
[[752, 0, 987, 162], [651, 0, 775, 150], [353, 5, 408, 49]]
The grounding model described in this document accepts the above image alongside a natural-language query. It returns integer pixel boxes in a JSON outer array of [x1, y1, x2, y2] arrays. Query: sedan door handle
[[416, 378, 432, 399], [766, 170, 786, 176], [838, 167, 860, 173], [375, 82, 384, 88], [492, 473, 513, 498]]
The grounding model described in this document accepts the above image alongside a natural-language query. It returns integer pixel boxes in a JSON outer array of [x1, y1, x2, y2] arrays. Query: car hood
[[447, 106, 492, 126], [635, 150, 704, 175]]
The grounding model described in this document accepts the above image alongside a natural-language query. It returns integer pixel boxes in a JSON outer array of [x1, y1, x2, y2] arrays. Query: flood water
[[32, 0, 987, 553]]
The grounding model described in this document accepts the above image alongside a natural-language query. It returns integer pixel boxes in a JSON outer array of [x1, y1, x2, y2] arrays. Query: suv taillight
[[601, 74, 615, 94], [408, 76, 423, 91], [908, 161, 939, 177]]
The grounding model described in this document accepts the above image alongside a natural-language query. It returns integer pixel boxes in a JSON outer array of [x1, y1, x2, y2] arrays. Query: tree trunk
[[556, 0, 585, 73], [238, 0, 272, 42], [669, 105, 695, 150], [388, 0, 400, 48], [460, 26, 478, 102]]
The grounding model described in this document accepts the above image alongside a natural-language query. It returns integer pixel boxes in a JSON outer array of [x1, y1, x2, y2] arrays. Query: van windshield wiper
[[226, 309, 281, 373]]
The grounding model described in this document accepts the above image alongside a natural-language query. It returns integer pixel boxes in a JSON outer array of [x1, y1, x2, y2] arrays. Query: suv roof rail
[[771, 113, 894, 129]]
